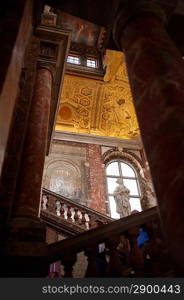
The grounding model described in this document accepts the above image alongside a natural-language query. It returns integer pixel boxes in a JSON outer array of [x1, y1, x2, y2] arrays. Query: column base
[[0, 215, 50, 277]]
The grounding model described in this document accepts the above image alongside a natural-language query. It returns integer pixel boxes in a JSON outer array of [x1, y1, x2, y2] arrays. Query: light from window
[[106, 160, 142, 219], [67, 55, 80, 65], [86, 59, 96, 68]]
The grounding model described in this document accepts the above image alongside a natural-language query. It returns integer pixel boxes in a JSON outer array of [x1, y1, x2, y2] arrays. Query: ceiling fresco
[[55, 50, 140, 139]]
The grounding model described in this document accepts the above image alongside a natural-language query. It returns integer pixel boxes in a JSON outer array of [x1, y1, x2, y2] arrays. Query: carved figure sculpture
[[113, 178, 131, 217], [43, 5, 54, 14]]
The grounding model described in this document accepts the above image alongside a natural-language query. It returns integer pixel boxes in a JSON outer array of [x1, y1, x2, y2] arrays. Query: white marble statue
[[113, 178, 131, 217], [43, 5, 54, 14]]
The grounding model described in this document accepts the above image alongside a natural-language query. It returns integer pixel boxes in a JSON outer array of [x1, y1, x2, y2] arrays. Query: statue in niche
[[113, 178, 131, 217]]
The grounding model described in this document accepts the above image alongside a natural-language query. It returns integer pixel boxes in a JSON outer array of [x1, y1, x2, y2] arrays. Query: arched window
[[106, 160, 142, 218]]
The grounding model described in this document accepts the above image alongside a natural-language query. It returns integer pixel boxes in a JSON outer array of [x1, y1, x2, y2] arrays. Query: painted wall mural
[[60, 12, 103, 47], [44, 160, 82, 201]]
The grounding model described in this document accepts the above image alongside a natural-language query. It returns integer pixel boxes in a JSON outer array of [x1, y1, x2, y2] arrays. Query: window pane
[[109, 196, 120, 219], [129, 198, 142, 212], [106, 162, 119, 176], [67, 56, 80, 65], [87, 59, 96, 68], [121, 162, 135, 177], [123, 179, 139, 196], [107, 177, 119, 194]]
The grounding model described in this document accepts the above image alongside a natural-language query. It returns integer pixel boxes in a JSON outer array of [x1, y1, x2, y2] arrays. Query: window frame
[[67, 53, 99, 69], [67, 54, 81, 65], [105, 159, 142, 218], [86, 57, 98, 68]]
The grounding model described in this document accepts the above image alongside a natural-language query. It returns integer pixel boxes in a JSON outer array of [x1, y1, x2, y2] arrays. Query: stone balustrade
[[46, 206, 172, 277], [41, 188, 112, 232]]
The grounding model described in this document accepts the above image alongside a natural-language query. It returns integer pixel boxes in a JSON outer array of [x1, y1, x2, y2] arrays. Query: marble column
[[113, 0, 184, 274], [13, 64, 52, 219], [0, 64, 52, 276], [1, 63, 52, 257]]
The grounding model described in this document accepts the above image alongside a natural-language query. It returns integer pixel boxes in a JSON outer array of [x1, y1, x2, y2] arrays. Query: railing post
[[127, 227, 145, 277], [61, 253, 77, 278], [85, 245, 99, 277], [106, 235, 126, 277]]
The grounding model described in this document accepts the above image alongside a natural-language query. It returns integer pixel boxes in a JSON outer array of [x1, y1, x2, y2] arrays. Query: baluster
[[49, 196, 56, 213], [55, 200, 61, 216], [143, 220, 170, 277], [73, 207, 79, 224], [67, 205, 72, 221], [87, 214, 92, 229], [106, 235, 131, 277], [42, 194, 48, 210], [81, 211, 86, 228], [61, 253, 77, 278], [85, 245, 99, 277], [127, 227, 144, 277], [60, 202, 65, 218]]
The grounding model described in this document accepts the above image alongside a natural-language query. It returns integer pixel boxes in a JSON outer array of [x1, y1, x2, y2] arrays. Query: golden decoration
[[56, 50, 140, 139]]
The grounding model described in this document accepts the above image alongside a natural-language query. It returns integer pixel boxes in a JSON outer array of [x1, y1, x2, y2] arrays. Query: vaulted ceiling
[[56, 50, 140, 139]]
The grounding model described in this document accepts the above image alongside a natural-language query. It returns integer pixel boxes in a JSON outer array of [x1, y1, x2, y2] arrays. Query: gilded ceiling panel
[[56, 51, 139, 139]]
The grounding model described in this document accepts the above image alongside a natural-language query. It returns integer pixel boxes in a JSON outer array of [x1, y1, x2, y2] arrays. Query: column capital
[[113, 0, 178, 49], [37, 60, 55, 81], [37, 60, 54, 72]]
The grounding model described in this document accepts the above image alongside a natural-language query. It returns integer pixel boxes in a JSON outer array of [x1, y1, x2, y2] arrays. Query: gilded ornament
[[79, 98, 90, 106], [81, 87, 92, 96]]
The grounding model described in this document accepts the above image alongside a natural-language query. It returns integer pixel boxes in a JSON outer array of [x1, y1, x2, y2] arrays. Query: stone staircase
[[41, 189, 173, 277]]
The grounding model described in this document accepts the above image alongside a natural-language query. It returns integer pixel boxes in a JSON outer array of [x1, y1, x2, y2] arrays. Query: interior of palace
[[1, 0, 184, 277]]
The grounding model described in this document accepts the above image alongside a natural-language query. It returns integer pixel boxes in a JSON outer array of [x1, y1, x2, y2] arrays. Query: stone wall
[[43, 140, 90, 206], [43, 134, 153, 214]]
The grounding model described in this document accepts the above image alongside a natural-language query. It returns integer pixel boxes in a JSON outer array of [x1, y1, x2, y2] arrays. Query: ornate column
[[113, 0, 184, 274], [0, 25, 70, 277], [13, 63, 52, 219]]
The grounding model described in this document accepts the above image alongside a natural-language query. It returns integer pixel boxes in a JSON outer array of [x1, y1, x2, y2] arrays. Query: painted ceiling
[[55, 50, 140, 139]]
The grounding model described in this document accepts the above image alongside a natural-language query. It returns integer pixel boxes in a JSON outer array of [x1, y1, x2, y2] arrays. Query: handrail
[[47, 206, 158, 262]]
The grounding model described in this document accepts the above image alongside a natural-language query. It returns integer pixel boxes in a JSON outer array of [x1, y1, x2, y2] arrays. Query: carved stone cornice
[[113, 0, 178, 49]]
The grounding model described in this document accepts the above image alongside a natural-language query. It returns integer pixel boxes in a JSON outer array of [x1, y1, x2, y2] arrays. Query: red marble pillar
[[0, 64, 52, 276], [87, 145, 107, 214], [113, 0, 184, 274], [13, 64, 52, 219]]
